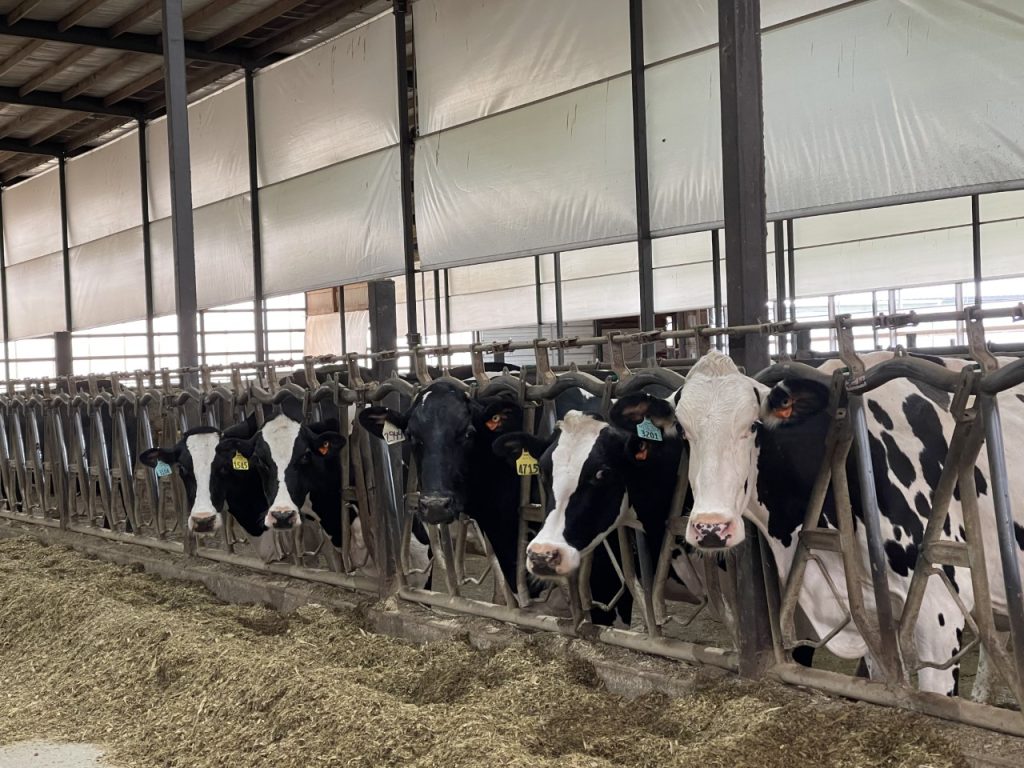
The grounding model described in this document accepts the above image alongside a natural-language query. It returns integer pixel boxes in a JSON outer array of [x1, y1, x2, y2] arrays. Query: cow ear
[[358, 406, 407, 441], [223, 413, 257, 440], [610, 393, 677, 433], [217, 435, 257, 458], [476, 400, 523, 434], [309, 430, 346, 458], [138, 446, 179, 468], [761, 380, 829, 428], [492, 432, 550, 465], [623, 435, 653, 464]]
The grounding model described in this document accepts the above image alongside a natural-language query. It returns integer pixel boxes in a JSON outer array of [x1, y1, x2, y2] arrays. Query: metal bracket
[[875, 311, 918, 329], [965, 308, 999, 374], [608, 333, 632, 379], [834, 314, 866, 385]]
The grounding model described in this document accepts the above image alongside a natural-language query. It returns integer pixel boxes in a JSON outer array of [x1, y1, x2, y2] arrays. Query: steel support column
[[138, 119, 155, 370], [971, 194, 982, 309], [629, 0, 655, 363], [338, 286, 347, 355], [719, 0, 770, 373], [718, 0, 772, 679], [712, 229, 723, 349], [553, 252, 564, 365], [393, 0, 418, 347], [161, 0, 199, 377], [56, 155, 73, 376], [534, 255, 543, 339], [368, 280, 397, 381], [0, 191, 9, 380], [244, 69, 267, 361], [773, 219, 785, 354]]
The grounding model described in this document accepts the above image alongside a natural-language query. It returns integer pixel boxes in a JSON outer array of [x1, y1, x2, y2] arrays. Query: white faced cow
[[675, 349, 1024, 696]]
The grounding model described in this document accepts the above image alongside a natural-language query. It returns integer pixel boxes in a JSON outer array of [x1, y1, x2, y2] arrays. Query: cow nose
[[526, 544, 563, 577], [190, 513, 218, 534], [418, 494, 456, 524], [269, 508, 298, 529], [691, 521, 734, 549]]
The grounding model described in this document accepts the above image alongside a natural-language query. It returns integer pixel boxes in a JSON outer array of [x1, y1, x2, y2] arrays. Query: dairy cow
[[674, 349, 1024, 695], [138, 419, 266, 536]]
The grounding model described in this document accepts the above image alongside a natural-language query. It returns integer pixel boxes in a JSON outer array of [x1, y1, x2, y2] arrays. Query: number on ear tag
[[232, 452, 250, 471], [382, 420, 405, 445], [155, 460, 172, 478], [636, 417, 663, 442], [516, 449, 539, 476]]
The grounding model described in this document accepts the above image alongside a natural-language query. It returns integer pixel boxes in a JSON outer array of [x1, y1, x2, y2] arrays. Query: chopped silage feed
[[0, 536, 980, 768]]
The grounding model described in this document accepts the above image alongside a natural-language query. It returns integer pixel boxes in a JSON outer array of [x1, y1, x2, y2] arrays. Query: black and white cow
[[494, 392, 714, 609], [216, 413, 347, 539], [359, 383, 525, 588], [674, 349, 1024, 696], [138, 420, 266, 536]]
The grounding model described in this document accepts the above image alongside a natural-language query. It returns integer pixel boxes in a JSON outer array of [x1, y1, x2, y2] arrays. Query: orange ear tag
[[772, 398, 794, 419], [317, 442, 330, 456], [486, 414, 504, 431]]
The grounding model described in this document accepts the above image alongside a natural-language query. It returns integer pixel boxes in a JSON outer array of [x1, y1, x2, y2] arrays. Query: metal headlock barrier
[[1, 305, 1023, 736]]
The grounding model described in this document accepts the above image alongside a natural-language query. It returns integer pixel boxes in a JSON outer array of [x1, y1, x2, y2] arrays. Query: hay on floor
[[0, 537, 971, 768]]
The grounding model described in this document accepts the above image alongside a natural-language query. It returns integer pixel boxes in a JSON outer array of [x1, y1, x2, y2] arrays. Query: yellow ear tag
[[232, 452, 249, 471], [515, 449, 539, 476]]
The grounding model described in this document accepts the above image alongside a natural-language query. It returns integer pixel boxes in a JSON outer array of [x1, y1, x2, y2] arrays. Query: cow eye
[[178, 466, 190, 477], [750, 421, 761, 433]]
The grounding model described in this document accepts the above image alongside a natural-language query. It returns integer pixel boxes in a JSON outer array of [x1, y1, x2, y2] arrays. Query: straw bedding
[[0, 537, 968, 768]]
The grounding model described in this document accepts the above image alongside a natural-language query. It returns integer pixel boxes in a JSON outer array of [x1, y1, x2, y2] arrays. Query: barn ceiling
[[0, 0, 391, 183]]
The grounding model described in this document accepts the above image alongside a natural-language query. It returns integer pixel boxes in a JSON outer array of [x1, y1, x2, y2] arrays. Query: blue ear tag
[[636, 417, 663, 442], [155, 460, 172, 478]]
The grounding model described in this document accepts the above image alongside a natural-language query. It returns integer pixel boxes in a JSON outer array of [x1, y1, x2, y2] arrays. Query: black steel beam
[[161, 0, 199, 375], [629, 0, 655, 363], [0, 190, 10, 380], [711, 228, 723, 349], [0, 84, 142, 117], [368, 280, 397, 380], [773, 219, 785, 354], [443, 268, 451, 346], [244, 69, 266, 362], [0, 136, 62, 156], [553, 252, 564, 365], [534, 255, 543, 339], [717, 0, 773, 680], [0, 16, 253, 66], [786, 218, 795, 321], [971, 194, 982, 309], [719, 0, 770, 373], [338, 285, 346, 355], [248, 0, 367, 62], [56, 154, 72, 376], [138, 119, 155, 370], [432, 270, 442, 346], [58, 155, 72, 332], [392, 0, 418, 346]]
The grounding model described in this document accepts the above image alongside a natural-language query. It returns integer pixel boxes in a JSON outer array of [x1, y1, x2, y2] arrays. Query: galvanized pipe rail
[[0, 308, 1022, 736]]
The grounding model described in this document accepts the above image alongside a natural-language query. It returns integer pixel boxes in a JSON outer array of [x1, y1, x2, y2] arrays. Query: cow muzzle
[[188, 512, 221, 534], [526, 542, 579, 577], [266, 507, 300, 530], [417, 494, 457, 525], [686, 513, 742, 550]]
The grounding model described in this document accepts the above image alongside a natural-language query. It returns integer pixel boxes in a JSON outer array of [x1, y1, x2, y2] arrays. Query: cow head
[[138, 426, 230, 534], [496, 394, 678, 578], [359, 383, 522, 524], [676, 350, 830, 550], [217, 413, 346, 531]]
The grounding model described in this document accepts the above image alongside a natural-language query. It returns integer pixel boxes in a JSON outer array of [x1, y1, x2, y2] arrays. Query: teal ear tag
[[155, 460, 172, 478], [636, 417, 663, 442]]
